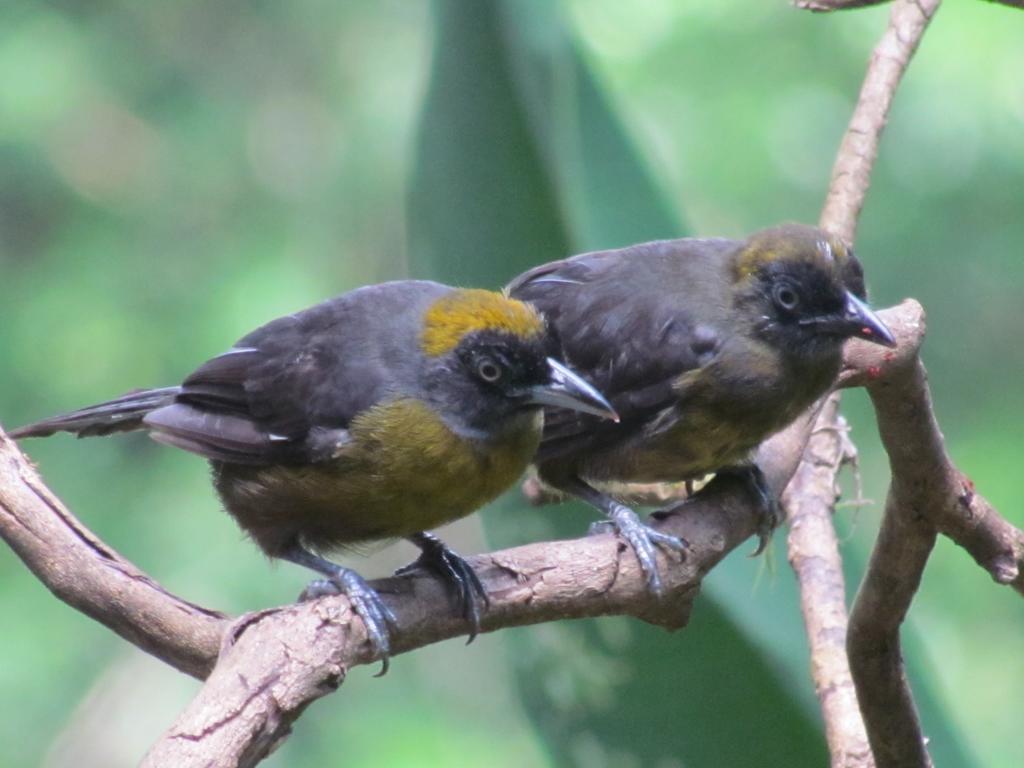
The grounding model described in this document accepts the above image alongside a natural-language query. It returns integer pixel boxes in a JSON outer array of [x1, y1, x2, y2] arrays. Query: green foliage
[[410, 2, 830, 765], [1, 1, 1022, 766]]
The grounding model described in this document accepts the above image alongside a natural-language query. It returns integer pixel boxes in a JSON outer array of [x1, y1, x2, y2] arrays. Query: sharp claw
[[339, 571, 395, 676], [750, 509, 778, 556], [298, 578, 340, 602], [603, 505, 688, 597], [648, 529, 689, 553], [393, 561, 421, 578], [300, 570, 394, 675], [710, 464, 782, 557], [741, 466, 782, 557], [398, 536, 488, 642]]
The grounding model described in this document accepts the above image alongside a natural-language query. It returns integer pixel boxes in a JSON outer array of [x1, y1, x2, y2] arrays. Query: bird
[[11, 280, 617, 672], [507, 223, 896, 593]]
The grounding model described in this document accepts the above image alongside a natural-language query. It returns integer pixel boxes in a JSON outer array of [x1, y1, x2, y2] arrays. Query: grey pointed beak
[[525, 358, 619, 421], [841, 292, 897, 347], [802, 291, 896, 347]]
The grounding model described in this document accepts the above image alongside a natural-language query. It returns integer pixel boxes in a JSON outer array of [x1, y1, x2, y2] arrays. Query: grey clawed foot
[[397, 532, 489, 643], [299, 569, 398, 676], [751, 496, 782, 557], [738, 465, 782, 556], [598, 504, 689, 596], [709, 464, 782, 556]]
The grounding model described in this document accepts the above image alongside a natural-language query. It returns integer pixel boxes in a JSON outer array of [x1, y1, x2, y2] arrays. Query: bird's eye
[[773, 283, 800, 311], [476, 357, 503, 383]]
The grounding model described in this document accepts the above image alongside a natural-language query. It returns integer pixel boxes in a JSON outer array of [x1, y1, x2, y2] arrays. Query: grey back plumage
[[10, 387, 180, 439], [509, 238, 740, 458], [13, 281, 455, 466], [145, 280, 451, 464]]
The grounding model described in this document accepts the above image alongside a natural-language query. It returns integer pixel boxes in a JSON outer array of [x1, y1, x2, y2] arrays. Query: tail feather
[[11, 387, 181, 439]]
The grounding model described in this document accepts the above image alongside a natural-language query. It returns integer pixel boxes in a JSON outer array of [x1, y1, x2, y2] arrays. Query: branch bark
[[138, 410, 821, 767], [848, 350, 1024, 767], [0, 433, 227, 679], [817, 1, 945, 765], [819, 0, 940, 245], [3, 0, 1020, 763], [783, 1, 941, 766], [795, 1, 894, 12], [802, 1, 1024, 763], [0, 301, 908, 767], [784, 395, 872, 768]]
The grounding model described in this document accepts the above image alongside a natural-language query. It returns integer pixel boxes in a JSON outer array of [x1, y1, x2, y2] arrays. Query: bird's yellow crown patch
[[420, 289, 545, 357], [733, 223, 849, 281]]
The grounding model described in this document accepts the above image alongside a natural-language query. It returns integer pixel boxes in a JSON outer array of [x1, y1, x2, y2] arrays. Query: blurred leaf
[[0, 0, 1015, 764], [409, 1, 828, 765]]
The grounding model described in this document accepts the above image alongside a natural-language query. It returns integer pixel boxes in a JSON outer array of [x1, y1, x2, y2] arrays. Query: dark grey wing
[[144, 401, 303, 464], [145, 281, 449, 465], [143, 335, 359, 465], [12, 387, 179, 439], [509, 239, 735, 461]]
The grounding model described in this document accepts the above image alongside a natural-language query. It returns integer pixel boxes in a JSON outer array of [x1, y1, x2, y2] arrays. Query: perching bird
[[12, 281, 616, 671], [508, 223, 895, 592]]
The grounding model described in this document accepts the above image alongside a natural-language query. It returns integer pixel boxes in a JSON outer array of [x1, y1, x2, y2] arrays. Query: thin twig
[[139, 410, 820, 768], [980, 0, 1024, 9], [784, 396, 872, 768], [819, 2, 943, 766], [784, 1, 942, 766], [819, 0, 941, 245], [796, 0, 894, 11], [850, 350, 1024, 767], [0, 434, 227, 679], [0, 302, 912, 767]]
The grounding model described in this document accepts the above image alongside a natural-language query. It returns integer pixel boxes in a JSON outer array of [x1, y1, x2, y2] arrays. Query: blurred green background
[[1, 1, 1022, 766]]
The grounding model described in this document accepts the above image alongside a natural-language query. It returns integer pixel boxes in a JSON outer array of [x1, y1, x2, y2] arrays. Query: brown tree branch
[[0, 4, 1012, 762], [784, 395, 872, 768], [862, 353, 1024, 592], [815, 1, 945, 765], [799, 3, 1024, 763], [0, 302, 907, 767], [849, 349, 1024, 767], [819, 0, 941, 245], [783, 1, 942, 765], [795, 0, 894, 12], [0, 407, 798, 690], [5, 298, 1018, 767], [0, 432, 227, 679], [838, 303, 1024, 590], [140, 411, 821, 767]]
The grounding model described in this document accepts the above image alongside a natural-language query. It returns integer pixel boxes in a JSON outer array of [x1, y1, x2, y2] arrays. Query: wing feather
[[511, 239, 735, 459], [146, 283, 445, 465]]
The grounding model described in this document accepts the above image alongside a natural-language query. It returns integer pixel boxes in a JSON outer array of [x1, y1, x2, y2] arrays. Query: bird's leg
[[565, 477, 688, 597], [395, 532, 489, 643], [713, 464, 782, 555], [278, 541, 398, 676]]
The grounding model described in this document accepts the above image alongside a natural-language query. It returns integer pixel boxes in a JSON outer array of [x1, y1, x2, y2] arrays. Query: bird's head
[[418, 289, 617, 437], [731, 223, 895, 360]]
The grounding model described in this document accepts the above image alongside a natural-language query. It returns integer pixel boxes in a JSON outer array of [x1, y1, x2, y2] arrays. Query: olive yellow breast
[[218, 398, 541, 552]]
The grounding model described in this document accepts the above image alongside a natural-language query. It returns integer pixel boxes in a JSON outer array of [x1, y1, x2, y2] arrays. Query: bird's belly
[[583, 414, 758, 484], [215, 400, 541, 555]]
